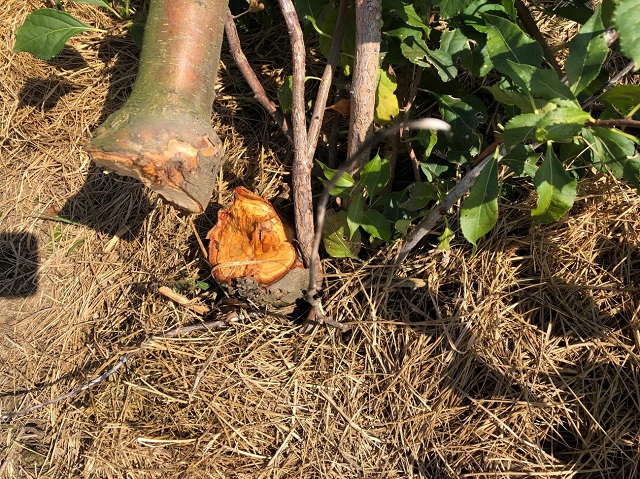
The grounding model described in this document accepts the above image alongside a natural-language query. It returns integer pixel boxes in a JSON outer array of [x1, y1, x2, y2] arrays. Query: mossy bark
[[87, 0, 228, 213]]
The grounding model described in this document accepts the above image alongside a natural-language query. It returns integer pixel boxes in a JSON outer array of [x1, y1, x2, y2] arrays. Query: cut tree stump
[[207, 187, 308, 307]]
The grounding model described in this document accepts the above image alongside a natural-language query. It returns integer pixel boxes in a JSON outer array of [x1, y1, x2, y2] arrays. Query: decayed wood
[[86, 0, 227, 214], [207, 187, 308, 306]]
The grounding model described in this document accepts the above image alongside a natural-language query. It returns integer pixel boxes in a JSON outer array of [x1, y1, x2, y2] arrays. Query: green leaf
[[400, 35, 431, 67], [295, 0, 327, 24], [347, 194, 365, 239], [440, 28, 467, 57], [361, 209, 393, 241], [600, 85, 640, 117], [323, 210, 361, 258], [129, 20, 144, 49], [501, 144, 540, 177], [583, 127, 640, 189], [277, 75, 294, 114], [400, 2, 429, 30], [483, 13, 544, 80], [319, 7, 356, 74], [395, 218, 412, 235], [429, 28, 467, 81], [437, 222, 455, 250], [612, 0, 640, 70], [484, 83, 534, 112], [565, 7, 608, 94], [420, 157, 454, 181], [460, 40, 493, 76], [317, 160, 356, 198], [360, 153, 391, 198], [400, 182, 437, 211], [377, 189, 412, 222], [385, 26, 423, 43], [435, 94, 487, 149], [454, 1, 508, 33], [439, 0, 468, 18], [74, 0, 115, 12], [530, 69, 576, 101], [14, 9, 97, 60], [375, 69, 400, 125], [382, 0, 429, 31], [531, 145, 577, 224], [536, 106, 591, 143], [504, 60, 536, 93], [460, 156, 499, 246], [428, 48, 459, 82], [503, 113, 541, 148]]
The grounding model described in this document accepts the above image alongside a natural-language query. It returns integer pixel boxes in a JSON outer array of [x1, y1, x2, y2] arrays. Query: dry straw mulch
[[2, 2, 640, 478]]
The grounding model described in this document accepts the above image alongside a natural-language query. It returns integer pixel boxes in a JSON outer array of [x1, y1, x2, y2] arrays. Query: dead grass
[[1, 1, 640, 478]]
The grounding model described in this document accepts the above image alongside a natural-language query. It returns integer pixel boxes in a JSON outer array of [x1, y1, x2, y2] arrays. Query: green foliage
[[14, 9, 98, 60], [460, 156, 499, 246], [309, 0, 639, 251], [323, 210, 362, 258], [319, 154, 440, 257], [565, 7, 608, 94], [14, 2, 139, 60], [612, 0, 640, 69], [531, 144, 577, 224], [375, 69, 400, 125]]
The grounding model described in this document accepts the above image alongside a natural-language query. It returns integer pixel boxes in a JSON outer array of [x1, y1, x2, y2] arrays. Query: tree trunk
[[346, 0, 381, 173], [86, 0, 228, 214]]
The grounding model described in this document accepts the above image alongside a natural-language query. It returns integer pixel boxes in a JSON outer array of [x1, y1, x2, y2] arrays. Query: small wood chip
[[158, 286, 210, 315]]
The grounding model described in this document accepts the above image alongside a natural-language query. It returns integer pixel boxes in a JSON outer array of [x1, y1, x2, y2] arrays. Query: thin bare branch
[[277, 0, 314, 267], [514, 0, 563, 77], [587, 118, 640, 129], [0, 319, 231, 422], [306, 0, 349, 163], [396, 143, 503, 263], [224, 11, 292, 143]]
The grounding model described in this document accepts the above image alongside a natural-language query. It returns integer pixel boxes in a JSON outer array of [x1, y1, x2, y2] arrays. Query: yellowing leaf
[[375, 69, 400, 125]]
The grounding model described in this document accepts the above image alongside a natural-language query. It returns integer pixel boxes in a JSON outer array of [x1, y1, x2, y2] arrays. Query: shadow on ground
[[0, 232, 39, 298], [390, 212, 640, 477]]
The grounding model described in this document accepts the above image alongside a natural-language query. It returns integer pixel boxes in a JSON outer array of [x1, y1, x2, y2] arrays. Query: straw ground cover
[[2, 1, 640, 477]]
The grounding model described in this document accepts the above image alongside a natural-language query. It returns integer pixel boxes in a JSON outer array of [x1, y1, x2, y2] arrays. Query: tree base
[[87, 107, 224, 214], [217, 268, 309, 307]]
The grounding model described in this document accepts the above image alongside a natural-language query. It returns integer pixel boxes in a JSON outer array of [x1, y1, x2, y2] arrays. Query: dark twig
[[0, 319, 231, 422], [401, 66, 424, 182], [587, 118, 640, 129], [514, 0, 563, 77], [396, 143, 502, 263], [582, 61, 637, 109], [304, 119, 450, 315], [277, 0, 314, 267], [224, 12, 292, 143], [306, 0, 349, 163]]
